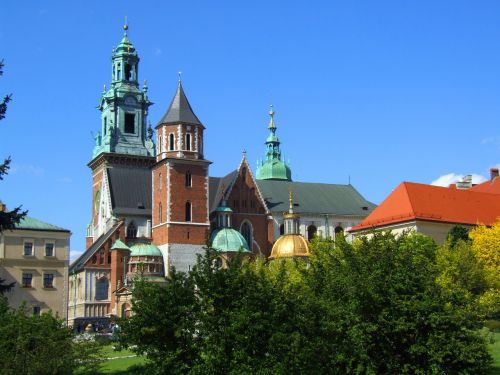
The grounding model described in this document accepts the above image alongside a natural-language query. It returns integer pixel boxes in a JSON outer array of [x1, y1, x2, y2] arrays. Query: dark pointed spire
[[157, 80, 202, 127]]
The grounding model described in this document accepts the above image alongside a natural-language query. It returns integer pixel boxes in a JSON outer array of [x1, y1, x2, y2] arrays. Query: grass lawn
[[489, 331, 500, 375], [75, 343, 149, 374]]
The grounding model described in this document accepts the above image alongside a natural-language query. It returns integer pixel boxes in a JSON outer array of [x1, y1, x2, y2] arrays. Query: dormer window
[[125, 113, 135, 134]]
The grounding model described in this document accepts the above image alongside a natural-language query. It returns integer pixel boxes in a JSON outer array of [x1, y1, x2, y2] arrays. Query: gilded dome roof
[[269, 234, 311, 259], [210, 228, 251, 253]]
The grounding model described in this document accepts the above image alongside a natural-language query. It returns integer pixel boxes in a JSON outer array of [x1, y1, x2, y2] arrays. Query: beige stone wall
[[0, 228, 70, 321], [352, 220, 472, 244]]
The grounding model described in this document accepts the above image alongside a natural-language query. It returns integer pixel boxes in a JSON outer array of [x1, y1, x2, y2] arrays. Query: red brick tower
[[152, 80, 211, 274]]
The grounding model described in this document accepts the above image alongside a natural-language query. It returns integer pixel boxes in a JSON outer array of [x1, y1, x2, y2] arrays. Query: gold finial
[[123, 16, 129, 33], [220, 183, 226, 199], [269, 104, 275, 117], [288, 187, 293, 212]]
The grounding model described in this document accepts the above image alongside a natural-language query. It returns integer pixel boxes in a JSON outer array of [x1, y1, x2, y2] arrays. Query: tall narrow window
[[159, 173, 162, 191], [186, 171, 192, 187], [159, 202, 163, 223], [23, 241, 34, 256], [307, 225, 317, 240], [127, 221, 137, 238], [159, 136, 162, 153], [186, 133, 191, 151], [117, 64, 122, 80], [103, 117, 107, 135], [169, 134, 175, 151], [125, 64, 132, 80], [185, 201, 192, 222], [124, 113, 135, 134], [241, 222, 252, 248], [95, 277, 109, 301]]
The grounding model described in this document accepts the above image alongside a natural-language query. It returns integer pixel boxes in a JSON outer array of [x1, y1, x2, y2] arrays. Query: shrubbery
[[120, 232, 493, 374]]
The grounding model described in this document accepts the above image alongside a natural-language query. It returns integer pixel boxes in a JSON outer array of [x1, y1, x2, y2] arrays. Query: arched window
[[169, 133, 175, 151], [127, 221, 137, 239], [186, 171, 192, 187], [117, 63, 121, 80], [279, 224, 284, 235], [334, 225, 344, 234], [159, 202, 163, 223], [185, 201, 192, 222], [95, 277, 108, 301], [125, 64, 131, 80], [186, 133, 191, 151], [307, 225, 317, 240], [241, 222, 252, 249]]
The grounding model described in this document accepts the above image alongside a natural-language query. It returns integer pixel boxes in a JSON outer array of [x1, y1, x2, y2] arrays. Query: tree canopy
[[120, 233, 492, 374]]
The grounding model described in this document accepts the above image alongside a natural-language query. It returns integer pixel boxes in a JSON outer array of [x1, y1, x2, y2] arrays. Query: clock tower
[[87, 24, 155, 246]]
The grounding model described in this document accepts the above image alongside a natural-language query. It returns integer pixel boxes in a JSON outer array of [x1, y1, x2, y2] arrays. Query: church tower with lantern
[[87, 22, 155, 246], [152, 78, 211, 274]]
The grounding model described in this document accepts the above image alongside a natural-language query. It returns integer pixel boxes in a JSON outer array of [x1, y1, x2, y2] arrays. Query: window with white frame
[[33, 306, 41, 316], [43, 272, 55, 288], [45, 242, 55, 257], [23, 240, 34, 256]]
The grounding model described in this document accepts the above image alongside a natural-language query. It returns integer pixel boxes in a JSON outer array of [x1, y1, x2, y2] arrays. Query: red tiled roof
[[469, 177, 500, 195], [350, 182, 500, 232]]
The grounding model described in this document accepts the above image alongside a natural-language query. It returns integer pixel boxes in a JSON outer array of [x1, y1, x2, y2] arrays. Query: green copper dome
[[130, 243, 162, 257], [210, 228, 251, 253]]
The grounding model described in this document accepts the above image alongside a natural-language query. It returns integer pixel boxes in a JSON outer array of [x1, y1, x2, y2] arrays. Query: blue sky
[[1, 1, 499, 258]]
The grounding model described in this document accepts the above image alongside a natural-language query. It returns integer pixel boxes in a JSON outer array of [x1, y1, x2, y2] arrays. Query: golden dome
[[269, 234, 311, 259]]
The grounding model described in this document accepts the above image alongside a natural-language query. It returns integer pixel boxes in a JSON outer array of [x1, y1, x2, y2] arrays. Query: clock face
[[124, 96, 136, 105], [94, 190, 101, 214]]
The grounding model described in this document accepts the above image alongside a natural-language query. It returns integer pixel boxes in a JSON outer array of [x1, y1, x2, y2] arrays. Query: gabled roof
[[256, 180, 376, 216], [209, 170, 238, 213], [469, 177, 500, 195], [350, 182, 500, 232], [108, 167, 152, 216], [70, 220, 124, 273], [157, 81, 202, 127], [15, 216, 70, 232]]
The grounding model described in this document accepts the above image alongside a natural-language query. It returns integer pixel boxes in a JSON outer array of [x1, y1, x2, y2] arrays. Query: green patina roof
[[15, 216, 69, 232], [215, 205, 233, 213], [115, 33, 136, 54], [210, 228, 250, 253], [256, 106, 292, 181], [256, 180, 377, 216], [256, 160, 292, 181], [130, 243, 162, 257], [111, 239, 130, 251]]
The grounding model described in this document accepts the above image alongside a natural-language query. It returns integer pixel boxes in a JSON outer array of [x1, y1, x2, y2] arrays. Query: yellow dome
[[269, 234, 311, 259]]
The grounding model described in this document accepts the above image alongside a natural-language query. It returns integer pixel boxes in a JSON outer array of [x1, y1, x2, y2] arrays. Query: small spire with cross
[[178, 71, 182, 83]]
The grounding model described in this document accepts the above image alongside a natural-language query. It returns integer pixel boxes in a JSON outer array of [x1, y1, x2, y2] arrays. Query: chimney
[[456, 175, 473, 190], [490, 168, 499, 181]]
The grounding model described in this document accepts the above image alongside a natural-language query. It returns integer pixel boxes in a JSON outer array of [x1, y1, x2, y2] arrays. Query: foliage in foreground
[[120, 232, 492, 374], [0, 296, 101, 375]]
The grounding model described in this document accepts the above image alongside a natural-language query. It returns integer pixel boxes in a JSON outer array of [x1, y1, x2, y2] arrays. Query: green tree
[[447, 225, 470, 247], [120, 236, 492, 374], [0, 59, 27, 232]]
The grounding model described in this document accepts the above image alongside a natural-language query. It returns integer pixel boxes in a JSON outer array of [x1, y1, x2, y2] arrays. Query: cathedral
[[68, 25, 375, 329]]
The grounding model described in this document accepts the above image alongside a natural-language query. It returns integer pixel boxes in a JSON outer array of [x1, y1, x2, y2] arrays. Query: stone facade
[[0, 217, 70, 321]]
